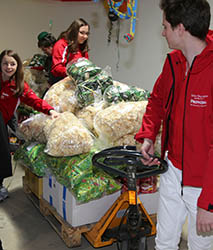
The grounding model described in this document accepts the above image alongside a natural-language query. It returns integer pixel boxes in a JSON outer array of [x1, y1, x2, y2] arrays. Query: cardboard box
[[42, 175, 59, 210], [24, 167, 43, 199], [42, 174, 159, 227], [57, 182, 121, 227]]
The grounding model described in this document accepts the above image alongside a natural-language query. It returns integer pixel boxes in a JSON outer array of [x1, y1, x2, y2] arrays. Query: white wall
[[1, 0, 213, 91]]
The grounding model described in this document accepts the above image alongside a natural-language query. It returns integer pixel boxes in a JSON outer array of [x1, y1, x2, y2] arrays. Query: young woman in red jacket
[[0, 49, 59, 201], [51, 18, 90, 84]]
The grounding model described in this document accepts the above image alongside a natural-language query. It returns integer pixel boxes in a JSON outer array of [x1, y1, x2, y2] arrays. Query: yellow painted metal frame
[[84, 191, 156, 248]]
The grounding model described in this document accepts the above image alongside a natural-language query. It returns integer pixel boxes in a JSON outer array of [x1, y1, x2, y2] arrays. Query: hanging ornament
[[49, 19, 53, 32], [104, 0, 127, 13], [104, 0, 129, 70], [107, 0, 138, 42]]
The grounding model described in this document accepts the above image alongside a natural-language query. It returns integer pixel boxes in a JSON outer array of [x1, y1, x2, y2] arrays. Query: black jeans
[[0, 111, 12, 180], [0, 178, 3, 187], [0, 240, 3, 250]]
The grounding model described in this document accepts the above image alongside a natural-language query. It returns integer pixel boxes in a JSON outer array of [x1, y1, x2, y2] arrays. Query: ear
[[178, 23, 186, 35]]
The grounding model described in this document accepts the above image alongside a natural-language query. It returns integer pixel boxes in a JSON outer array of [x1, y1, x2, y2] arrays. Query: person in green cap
[[37, 31, 56, 85], [37, 31, 56, 56]]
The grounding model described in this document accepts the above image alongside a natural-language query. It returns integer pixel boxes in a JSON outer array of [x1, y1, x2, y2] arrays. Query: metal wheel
[[139, 237, 147, 250], [119, 237, 147, 250], [120, 240, 128, 250]]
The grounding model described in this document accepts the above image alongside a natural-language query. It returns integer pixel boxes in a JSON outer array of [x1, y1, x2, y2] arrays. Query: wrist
[[48, 109, 53, 115], [144, 138, 153, 144]]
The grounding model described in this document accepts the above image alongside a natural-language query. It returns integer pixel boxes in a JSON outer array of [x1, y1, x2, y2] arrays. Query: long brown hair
[[58, 18, 90, 54], [0, 50, 24, 96]]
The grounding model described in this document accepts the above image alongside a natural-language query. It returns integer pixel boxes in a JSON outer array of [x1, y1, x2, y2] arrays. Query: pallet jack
[[84, 146, 168, 250]]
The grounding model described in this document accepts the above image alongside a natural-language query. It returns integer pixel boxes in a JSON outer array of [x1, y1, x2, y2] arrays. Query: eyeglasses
[[79, 31, 90, 36]]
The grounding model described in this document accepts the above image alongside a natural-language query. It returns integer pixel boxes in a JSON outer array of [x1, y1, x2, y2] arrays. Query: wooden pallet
[[23, 176, 40, 210], [23, 176, 92, 248], [23, 174, 157, 248], [22, 167, 43, 199], [39, 197, 93, 248]]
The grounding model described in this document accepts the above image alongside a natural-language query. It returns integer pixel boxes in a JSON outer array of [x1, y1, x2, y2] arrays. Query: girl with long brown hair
[[0, 49, 59, 201], [51, 18, 90, 84]]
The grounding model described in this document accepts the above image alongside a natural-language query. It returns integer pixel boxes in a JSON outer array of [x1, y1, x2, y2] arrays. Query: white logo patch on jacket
[[0, 92, 9, 99], [190, 94, 208, 107]]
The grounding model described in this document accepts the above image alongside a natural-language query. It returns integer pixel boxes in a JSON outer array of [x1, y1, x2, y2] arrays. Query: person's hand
[[197, 207, 213, 233], [140, 138, 160, 166], [49, 110, 60, 119]]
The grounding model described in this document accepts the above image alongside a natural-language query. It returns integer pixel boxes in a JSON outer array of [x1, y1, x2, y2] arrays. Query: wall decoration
[[107, 0, 138, 42], [59, 0, 92, 2]]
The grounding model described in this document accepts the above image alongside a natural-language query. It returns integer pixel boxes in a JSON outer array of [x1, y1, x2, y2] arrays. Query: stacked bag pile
[[17, 54, 50, 123], [23, 54, 49, 98], [14, 58, 160, 203]]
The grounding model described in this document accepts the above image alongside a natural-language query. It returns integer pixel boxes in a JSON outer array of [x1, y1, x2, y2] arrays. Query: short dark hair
[[160, 0, 211, 40], [37, 32, 56, 48]]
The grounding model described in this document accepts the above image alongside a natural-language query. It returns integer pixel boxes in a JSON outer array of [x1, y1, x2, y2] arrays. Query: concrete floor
[[0, 161, 188, 250]]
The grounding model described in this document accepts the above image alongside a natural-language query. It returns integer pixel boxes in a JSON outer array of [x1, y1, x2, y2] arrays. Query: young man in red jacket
[[135, 0, 213, 249]]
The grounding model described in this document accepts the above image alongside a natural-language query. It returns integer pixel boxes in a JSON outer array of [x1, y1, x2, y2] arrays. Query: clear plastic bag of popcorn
[[44, 112, 94, 157], [75, 102, 105, 133], [43, 77, 78, 113], [94, 101, 147, 144], [113, 133, 141, 147], [18, 113, 49, 143]]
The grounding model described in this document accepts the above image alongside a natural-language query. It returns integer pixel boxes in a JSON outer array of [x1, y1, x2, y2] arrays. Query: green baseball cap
[[37, 31, 49, 41]]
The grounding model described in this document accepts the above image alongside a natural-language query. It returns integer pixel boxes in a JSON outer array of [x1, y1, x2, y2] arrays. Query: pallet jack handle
[[92, 145, 168, 179], [85, 146, 168, 250]]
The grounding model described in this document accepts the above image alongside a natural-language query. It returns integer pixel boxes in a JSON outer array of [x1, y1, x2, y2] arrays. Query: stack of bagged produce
[[15, 58, 161, 203], [43, 77, 77, 113], [66, 58, 114, 108], [17, 54, 50, 123], [23, 54, 49, 98]]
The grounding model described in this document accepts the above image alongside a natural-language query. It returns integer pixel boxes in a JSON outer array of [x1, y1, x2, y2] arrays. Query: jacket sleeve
[[20, 82, 54, 115], [51, 39, 68, 78], [197, 113, 213, 211], [135, 73, 165, 144], [67, 51, 89, 64]]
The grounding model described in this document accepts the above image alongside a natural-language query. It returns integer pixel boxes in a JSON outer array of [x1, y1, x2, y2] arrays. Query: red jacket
[[135, 32, 213, 211], [0, 74, 54, 124], [51, 38, 89, 78]]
